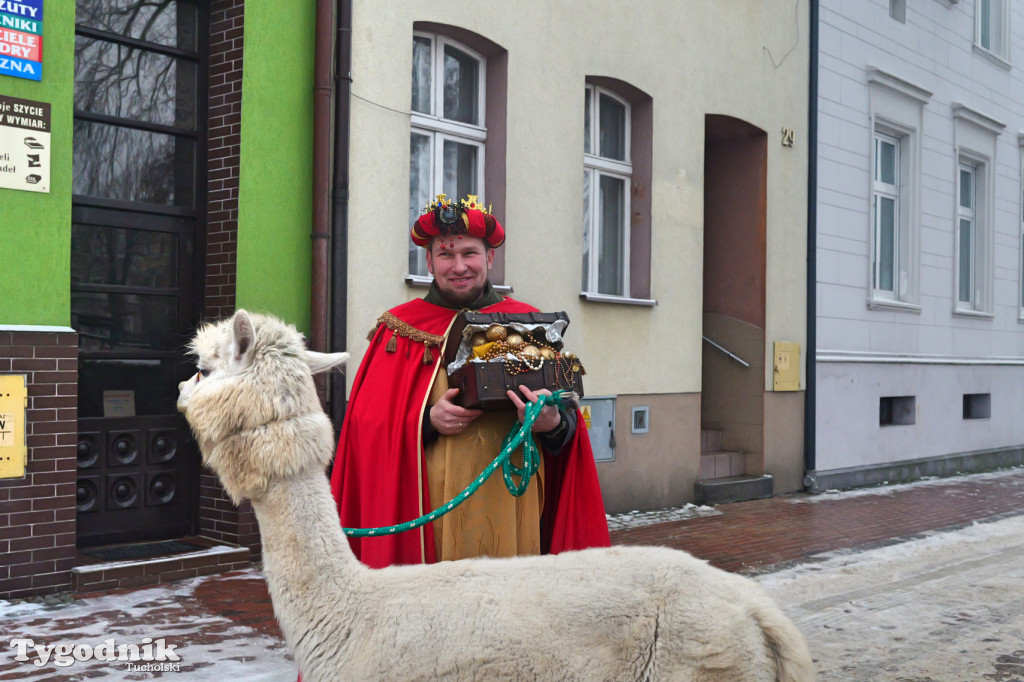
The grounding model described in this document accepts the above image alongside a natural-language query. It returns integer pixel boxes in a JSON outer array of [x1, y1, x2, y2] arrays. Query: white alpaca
[[178, 310, 815, 682]]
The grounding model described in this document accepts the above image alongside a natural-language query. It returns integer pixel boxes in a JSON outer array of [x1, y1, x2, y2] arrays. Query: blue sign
[[0, 53, 39, 80], [0, 1, 41, 21]]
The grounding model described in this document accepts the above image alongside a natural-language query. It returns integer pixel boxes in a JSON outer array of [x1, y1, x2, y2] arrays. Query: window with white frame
[[957, 162, 977, 308], [583, 85, 631, 296], [873, 132, 901, 297], [1020, 149, 1024, 320], [408, 33, 486, 277], [976, 0, 1010, 62], [865, 67, 930, 311], [952, 104, 1003, 315]]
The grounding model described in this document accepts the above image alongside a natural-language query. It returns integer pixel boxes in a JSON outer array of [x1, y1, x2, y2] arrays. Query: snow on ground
[[605, 503, 721, 531], [757, 514, 1024, 681], [0, 571, 294, 681], [790, 464, 1024, 503]]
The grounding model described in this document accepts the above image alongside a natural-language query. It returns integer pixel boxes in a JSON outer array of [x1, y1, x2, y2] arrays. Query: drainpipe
[[803, 0, 819, 489], [329, 0, 352, 432], [310, 0, 334, 406]]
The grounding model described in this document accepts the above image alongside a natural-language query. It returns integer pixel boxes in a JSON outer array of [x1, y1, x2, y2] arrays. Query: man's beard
[[437, 281, 485, 308]]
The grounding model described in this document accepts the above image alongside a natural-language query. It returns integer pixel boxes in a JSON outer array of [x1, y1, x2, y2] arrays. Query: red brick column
[[199, 0, 261, 558], [0, 330, 79, 599]]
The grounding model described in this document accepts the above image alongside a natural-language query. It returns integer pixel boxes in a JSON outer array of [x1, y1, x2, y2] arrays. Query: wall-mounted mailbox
[[0, 374, 28, 479], [773, 342, 800, 392]]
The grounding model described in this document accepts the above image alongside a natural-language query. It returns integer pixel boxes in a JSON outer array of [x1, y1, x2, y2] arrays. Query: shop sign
[[0, 93, 49, 193], [0, 0, 42, 81]]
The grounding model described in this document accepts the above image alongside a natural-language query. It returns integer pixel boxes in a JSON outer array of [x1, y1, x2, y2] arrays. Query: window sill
[[867, 297, 922, 313], [405, 274, 512, 294], [972, 44, 1012, 71], [580, 292, 657, 306], [953, 307, 994, 320]]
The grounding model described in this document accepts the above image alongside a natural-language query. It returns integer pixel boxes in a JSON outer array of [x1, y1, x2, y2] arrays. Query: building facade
[[810, 0, 1024, 489], [0, 0, 809, 599]]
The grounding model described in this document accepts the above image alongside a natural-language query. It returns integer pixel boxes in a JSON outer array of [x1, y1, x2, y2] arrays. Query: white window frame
[[975, 0, 1011, 65], [872, 131, 901, 300], [408, 33, 486, 281], [952, 103, 1003, 317], [865, 67, 930, 313], [956, 161, 978, 310], [583, 85, 632, 297]]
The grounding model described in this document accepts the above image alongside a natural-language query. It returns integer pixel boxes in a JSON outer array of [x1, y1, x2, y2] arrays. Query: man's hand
[[506, 385, 562, 433], [430, 387, 483, 435]]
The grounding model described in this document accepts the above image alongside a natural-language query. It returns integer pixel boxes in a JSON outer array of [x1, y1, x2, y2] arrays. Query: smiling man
[[329, 195, 609, 569]]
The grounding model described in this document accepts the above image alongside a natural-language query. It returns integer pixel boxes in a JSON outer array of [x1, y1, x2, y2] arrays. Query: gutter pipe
[[804, 0, 819, 484], [329, 0, 353, 431], [311, 0, 334, 403]]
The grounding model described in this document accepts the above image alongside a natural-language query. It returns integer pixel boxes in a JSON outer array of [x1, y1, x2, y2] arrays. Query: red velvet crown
[[411, 194, 505, 249]]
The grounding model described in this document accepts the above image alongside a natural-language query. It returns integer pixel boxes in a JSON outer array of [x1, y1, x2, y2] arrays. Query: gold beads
[[485, 324, 507, 342]]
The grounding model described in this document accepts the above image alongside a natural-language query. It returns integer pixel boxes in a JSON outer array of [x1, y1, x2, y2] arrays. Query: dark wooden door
[[71, 0, 206, 547]]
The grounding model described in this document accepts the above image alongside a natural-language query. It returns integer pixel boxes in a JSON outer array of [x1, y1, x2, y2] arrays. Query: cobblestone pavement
[[2, 467, 1023, 680]]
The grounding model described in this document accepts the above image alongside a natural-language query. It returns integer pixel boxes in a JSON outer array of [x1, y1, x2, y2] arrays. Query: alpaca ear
[[232, 309, 256, 366], [304, 350, 349, 375]]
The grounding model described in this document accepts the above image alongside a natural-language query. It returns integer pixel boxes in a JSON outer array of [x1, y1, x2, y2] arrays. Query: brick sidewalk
[[4, 468, 1023, 680], [610, 467, 1024, 574]]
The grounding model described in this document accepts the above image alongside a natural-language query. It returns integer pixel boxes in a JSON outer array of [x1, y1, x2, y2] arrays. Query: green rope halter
[[342, 391, 569, 538]]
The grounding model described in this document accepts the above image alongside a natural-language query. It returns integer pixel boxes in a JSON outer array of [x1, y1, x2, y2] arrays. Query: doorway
[[71, 0, 207, 546], [700, 115, 767, 479]]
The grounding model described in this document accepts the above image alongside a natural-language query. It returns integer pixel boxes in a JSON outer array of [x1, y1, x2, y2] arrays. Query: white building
[[810, 0, 1024, 489]]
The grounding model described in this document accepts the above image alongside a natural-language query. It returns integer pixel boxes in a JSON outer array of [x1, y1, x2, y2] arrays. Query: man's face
[[425, 237, 494, 307]]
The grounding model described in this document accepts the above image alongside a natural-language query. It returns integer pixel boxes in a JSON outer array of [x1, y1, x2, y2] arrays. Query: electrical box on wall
[[580, 397, 616, 462], [773, 342, 800, 391], [0, 374, 29, 479]]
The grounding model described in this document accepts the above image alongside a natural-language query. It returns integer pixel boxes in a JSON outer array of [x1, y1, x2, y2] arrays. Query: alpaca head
[[178, 309, 349, 503]]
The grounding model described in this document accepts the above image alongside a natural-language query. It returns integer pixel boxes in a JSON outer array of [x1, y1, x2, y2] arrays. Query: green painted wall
[[0, 3, 76, 326], [235, 1, 316, 333]]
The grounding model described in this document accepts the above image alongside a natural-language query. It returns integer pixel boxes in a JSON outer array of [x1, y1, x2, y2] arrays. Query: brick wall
[[0, 330, 79, 599], [199, 0, 261, 557]]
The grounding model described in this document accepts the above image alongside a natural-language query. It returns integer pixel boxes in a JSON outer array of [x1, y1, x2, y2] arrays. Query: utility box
[[581, 396, 615, 462], [773, 342, 800, 391], [0, 374, 29, 479]]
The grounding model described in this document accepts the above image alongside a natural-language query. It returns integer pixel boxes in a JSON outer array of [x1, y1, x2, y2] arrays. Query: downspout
[[803, 0, 819, 489], [329, 0, 352, 432], [310, 0, 334, 406]]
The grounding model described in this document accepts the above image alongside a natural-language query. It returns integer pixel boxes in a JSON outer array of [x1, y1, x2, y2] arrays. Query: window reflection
[[72, 292, 179, 351], [76, 0, 198, 51], [72, 225, 178, 288], [78, 359, 187, 417], [73, 120, 195, 206], [75, 36, 196, 129]]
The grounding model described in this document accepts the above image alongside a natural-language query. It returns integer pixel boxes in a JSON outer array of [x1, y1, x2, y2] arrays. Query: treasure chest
[[444, 311, 585, 410]]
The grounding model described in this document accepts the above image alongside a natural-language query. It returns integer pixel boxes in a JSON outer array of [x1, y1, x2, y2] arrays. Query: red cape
[[330, 296, 610, 568]]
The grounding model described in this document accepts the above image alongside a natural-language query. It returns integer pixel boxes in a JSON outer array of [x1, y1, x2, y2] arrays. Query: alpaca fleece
[[179, 310, 816, 682]]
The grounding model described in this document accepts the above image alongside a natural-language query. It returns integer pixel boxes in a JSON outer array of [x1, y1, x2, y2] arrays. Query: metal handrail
[[702, 336, 750, 367]]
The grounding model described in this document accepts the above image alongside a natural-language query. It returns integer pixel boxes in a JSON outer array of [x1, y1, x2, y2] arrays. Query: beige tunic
[[425, 370, 545, 561]]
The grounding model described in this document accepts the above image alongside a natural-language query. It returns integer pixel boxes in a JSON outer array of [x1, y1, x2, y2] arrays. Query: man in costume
[[330, 195, 610, 568]]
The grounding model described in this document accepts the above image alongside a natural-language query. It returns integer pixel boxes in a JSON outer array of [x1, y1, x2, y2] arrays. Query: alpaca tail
[[752, 602, 816, 682]]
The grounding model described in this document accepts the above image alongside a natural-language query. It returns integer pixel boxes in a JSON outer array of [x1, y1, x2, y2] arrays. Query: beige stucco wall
[[345, 0, 808, 391], [343, 1, 809, 506]]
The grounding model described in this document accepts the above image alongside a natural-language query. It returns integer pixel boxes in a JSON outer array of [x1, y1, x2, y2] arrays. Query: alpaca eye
[[199, 369, 211, 377]]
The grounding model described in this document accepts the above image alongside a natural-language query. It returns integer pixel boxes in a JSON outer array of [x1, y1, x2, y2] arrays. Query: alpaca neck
[[250, 467, 364, 649]]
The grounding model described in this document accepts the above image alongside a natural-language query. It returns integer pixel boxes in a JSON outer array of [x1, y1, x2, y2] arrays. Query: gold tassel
[[386, 330, 398, 353], [422, 342, 433, 365]]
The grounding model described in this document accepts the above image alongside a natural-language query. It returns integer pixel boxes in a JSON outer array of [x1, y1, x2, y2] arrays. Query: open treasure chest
[[444, 311, 585, 410]]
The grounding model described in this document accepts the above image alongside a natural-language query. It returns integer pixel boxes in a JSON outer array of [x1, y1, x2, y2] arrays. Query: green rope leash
[[343, 391, 568, 538]]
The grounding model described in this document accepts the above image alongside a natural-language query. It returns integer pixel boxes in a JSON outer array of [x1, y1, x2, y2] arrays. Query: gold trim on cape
[[368, 312, 448, 365]]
